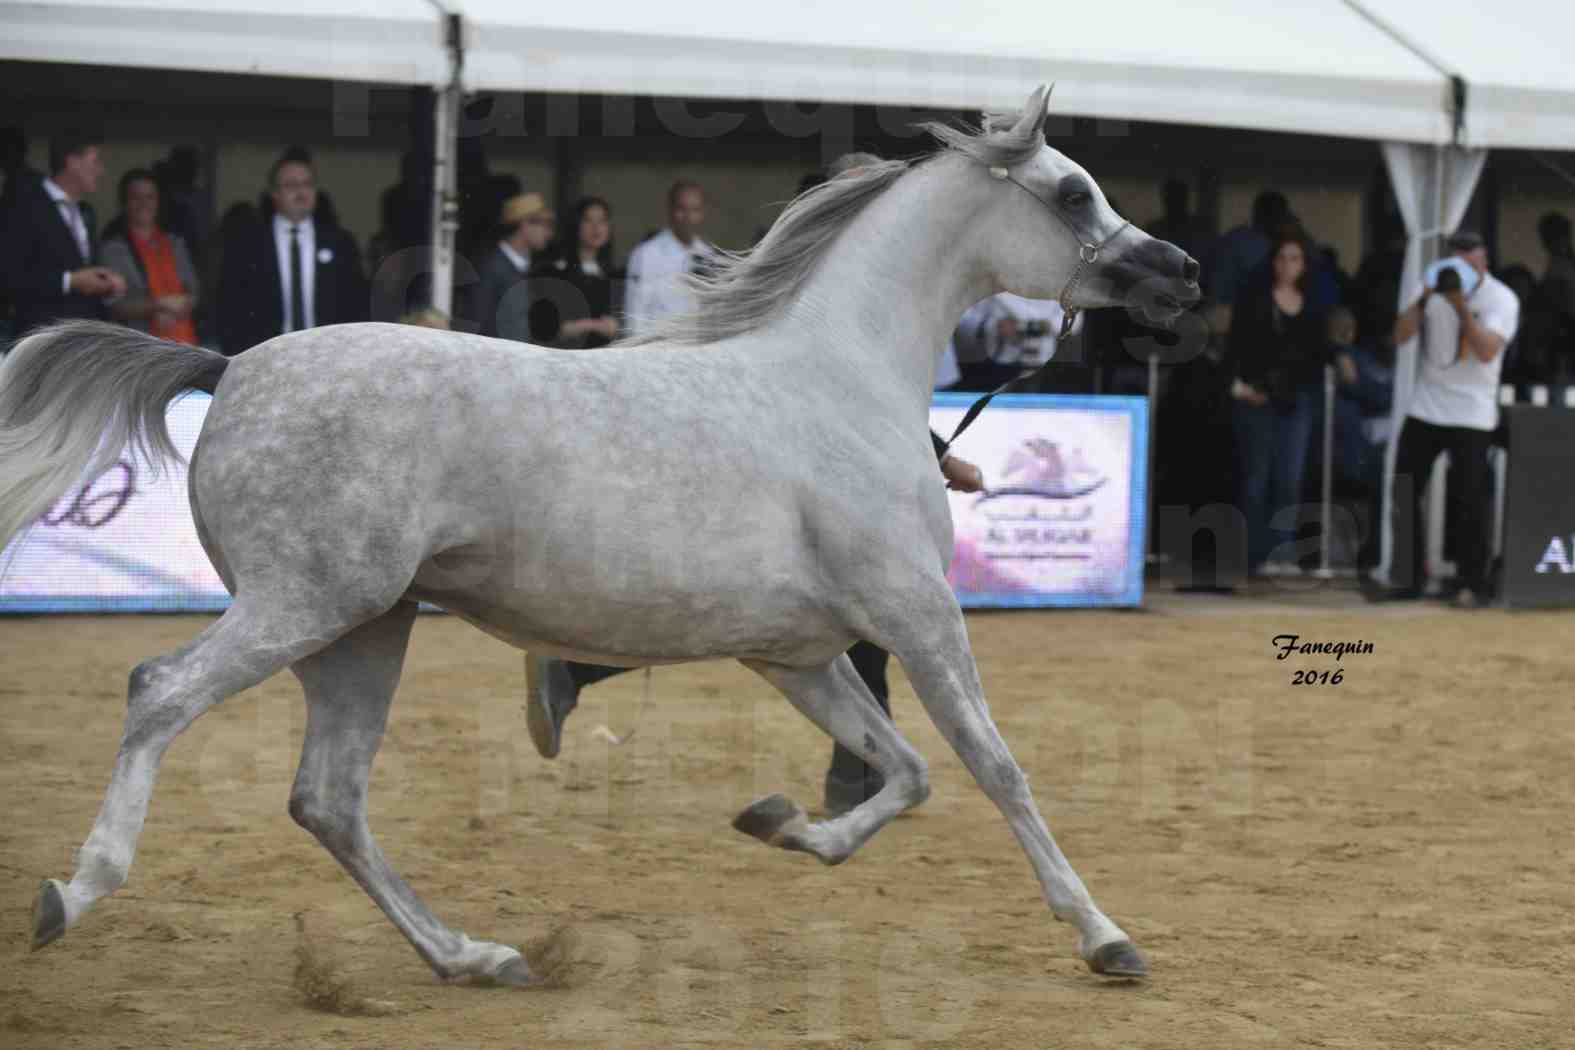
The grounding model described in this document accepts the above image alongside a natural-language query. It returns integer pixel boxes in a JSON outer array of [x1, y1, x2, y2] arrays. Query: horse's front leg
[[887, 585, 1148, 978]]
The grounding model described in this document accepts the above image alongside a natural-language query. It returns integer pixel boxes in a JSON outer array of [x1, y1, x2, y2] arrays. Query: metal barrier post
[[1146, 352, 1160, 566], [1315, 364, 1335, 578]]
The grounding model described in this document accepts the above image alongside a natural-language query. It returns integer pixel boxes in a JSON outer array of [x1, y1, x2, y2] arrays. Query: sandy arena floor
[[2, 588, 1573, 1048]]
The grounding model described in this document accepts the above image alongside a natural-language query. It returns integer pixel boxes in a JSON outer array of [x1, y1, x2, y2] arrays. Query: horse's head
[[964, 84, 1201, 326]]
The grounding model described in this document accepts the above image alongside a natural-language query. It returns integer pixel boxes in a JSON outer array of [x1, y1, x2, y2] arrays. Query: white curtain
[[1373, 142, 1488, 585]]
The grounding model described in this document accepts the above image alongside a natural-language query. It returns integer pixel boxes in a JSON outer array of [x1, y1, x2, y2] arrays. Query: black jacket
[[0, 176, 105, 337], [216, 213, 368, 355], [527, 254, 622, 349], [1228, 283, 1329, 408], [471, 244, 533, 341]]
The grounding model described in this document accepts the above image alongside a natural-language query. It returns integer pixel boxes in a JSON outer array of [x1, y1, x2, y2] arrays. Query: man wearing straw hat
[[474, 191, 554, 341]]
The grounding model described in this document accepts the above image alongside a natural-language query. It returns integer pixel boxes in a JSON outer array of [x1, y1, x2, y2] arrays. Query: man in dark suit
[[216, 147, 368, 355], [471, 191, 555, 340], [1, 131, 126, 339]]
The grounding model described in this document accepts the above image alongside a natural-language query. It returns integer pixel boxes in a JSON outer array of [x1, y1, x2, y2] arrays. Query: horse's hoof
[[31, 879, 67, 951], [732, 793, 810, 848], [491, 955, 539, 988], [1087, 940, 1148, 978]]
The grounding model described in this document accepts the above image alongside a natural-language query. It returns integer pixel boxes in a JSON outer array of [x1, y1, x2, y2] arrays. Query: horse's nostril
[[1182, 257, 1200, 285]]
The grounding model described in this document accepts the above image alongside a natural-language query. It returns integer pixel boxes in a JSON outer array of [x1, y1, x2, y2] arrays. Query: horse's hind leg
[[287, 601, 532, 986], [735, 654, 929, 865], [32, 599, 342, 950]]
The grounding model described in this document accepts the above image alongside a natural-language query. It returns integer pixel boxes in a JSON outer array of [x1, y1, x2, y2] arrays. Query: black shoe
[[1363, 580, 1422, 602], [823, 768, 885, 817], [525, 655, 580, 759]]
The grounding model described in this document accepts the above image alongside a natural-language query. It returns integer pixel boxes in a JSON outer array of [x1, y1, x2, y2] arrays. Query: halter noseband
[[988, 165, 1131, 339]]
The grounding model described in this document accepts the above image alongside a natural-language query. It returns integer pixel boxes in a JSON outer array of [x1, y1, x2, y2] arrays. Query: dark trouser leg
[[1392, 418, 1444, 592], [1357, 442, 1387, 571], [828, 642, 892, 785], [1232, 401, 1276, 573], [1443, 425, 1494, 596], [564, 662, 630, 689], [1269, 390, 1317, 564]]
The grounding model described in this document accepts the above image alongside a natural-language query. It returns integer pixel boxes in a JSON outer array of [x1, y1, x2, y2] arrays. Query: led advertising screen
[[0, 393, 228, 612], [932, 393, 1147, 608], [2, 393, 1147, 612]]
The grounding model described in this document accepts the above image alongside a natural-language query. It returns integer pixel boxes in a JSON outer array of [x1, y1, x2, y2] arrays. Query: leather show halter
[[937, 165, 1134, 458], [986, 163, 1133, 342]]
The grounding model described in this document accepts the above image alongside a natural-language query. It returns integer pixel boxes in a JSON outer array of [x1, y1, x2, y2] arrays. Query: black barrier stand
[[1501, 403, 1575, 608]]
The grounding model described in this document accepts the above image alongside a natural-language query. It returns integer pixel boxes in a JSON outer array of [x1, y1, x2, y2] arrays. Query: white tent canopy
[[1353, 0, 1575, 150], [8, 2, 1574, 148], [456, 0, 1451, 143], [4, 0, 446, 85]]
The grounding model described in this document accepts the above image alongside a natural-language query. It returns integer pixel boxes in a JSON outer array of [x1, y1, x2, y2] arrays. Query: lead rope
[[589, 666, 652, 748], [937, 168, 1130, 459]]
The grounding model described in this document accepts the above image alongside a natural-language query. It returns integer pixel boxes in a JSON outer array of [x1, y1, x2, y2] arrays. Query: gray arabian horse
[[0, 86, 1197, 984]]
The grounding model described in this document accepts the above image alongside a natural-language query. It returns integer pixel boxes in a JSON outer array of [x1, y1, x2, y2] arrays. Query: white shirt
[[1406, 270, 1520, 431], [956, 293, 1067, 367], [44, 178, 90, 293], [935, 339, 962, 389], [497, 239, 530, 274], [625, 228, 716, 335], [273, 213, 317, 331]]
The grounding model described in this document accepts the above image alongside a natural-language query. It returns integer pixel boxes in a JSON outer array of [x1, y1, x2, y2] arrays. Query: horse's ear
[[1019, 83, 1051, 140]]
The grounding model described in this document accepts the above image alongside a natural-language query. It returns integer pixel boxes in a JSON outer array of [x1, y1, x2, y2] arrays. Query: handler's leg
[[890, 590, 1145, 977], [525, 657, 632, 758], [824, 641, 893, 814], [735, 654, 928, 865]]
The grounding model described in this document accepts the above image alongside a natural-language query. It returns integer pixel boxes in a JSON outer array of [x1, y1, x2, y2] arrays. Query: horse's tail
[[0, 320, 229, 551]]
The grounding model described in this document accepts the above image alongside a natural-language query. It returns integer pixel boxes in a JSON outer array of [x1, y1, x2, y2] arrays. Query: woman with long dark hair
[[1227, 228, 1330, 577], [529, 195, 622, 349]]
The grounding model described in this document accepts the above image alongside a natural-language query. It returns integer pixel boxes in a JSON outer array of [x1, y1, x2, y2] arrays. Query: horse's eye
[[1062, 192, 1090, 208]]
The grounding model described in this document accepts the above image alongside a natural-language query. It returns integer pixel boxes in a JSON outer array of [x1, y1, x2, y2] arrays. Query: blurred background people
[[529, 195, 621, 349], [101, 168, 199, 344], [1381, 231, 1520, 607], [0, 131, 125, 340], [1227, 229, 1329, 577], [473, 191, 554, 341], [216, 146, 367, 355], [624, 179, 715, 336]]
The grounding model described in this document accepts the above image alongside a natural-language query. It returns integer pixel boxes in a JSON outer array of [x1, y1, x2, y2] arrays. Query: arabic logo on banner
[[971, 438, 1106, 559]]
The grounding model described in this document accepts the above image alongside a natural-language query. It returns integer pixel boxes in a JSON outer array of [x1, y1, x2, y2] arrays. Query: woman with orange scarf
[[102, 169, 199, 344]]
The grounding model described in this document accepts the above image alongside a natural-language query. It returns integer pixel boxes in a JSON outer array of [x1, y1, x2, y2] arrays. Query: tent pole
[[428, 10, 463, 316]]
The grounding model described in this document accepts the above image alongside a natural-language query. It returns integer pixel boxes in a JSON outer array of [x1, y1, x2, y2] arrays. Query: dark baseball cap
[[1446, 230, 1485, 252]]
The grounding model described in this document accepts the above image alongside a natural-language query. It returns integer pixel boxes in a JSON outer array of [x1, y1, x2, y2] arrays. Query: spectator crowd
[[2, 126, 1572, 606]]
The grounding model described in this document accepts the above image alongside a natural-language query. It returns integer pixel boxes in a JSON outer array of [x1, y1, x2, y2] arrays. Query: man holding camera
[[954, 293, 1068, 391], [1384, 230, 1519, 607]]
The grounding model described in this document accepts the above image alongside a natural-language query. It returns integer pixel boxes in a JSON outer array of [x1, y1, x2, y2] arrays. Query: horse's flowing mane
[[617, 96, 1048, 348]]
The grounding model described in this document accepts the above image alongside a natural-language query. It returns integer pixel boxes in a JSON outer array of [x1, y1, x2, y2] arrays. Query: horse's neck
[[786, 159, 994, 413]]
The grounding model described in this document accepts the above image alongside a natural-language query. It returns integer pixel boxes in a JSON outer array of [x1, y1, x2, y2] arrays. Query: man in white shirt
[[1386, 230, 1520, 607], [953, 293, 1068, 391], [623, 180, 716, 336]]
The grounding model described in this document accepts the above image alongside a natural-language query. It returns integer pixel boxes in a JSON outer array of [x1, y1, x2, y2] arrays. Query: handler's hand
[[942, 455, 985, 493]]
